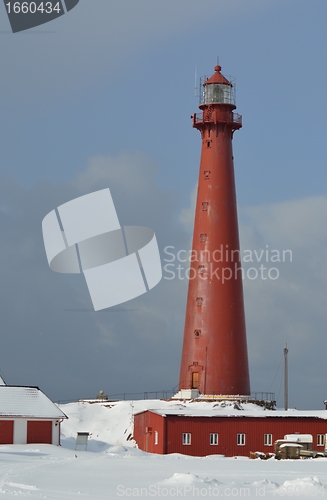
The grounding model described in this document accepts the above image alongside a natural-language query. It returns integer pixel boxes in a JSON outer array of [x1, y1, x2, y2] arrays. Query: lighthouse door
[[192, 372, 199, 389]]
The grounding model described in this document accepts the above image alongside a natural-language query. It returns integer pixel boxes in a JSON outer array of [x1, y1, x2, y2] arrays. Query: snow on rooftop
[[0, 386, 67, 419], [149, 407, 327, 419], [278, 442, 303, 448], [284, 434, 313, 442], [128, 399, 327, 420]]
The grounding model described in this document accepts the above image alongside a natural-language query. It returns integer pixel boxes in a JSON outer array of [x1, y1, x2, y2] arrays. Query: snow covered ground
[[1, 399, 327, 499]]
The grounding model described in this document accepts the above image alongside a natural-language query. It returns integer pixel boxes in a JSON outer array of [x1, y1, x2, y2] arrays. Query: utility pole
[[284, 343, 288, 411]]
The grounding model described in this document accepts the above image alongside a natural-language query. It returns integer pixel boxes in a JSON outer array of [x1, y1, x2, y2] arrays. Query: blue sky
[[0, 0, 326, 409]]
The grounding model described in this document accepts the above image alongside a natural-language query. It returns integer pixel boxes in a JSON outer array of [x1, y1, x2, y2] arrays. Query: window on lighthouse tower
[[204, 83, 231, 104]]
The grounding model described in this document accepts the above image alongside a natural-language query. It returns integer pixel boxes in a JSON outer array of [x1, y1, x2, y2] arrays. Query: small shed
[[0, 385, 67, 445]]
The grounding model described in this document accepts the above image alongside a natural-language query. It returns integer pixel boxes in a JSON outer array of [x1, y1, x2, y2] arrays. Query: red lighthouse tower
[[179, 65, 250, 396]]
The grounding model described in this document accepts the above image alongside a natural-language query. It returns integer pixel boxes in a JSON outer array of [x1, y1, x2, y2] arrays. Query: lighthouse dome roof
[[205, 65, 231, 86]]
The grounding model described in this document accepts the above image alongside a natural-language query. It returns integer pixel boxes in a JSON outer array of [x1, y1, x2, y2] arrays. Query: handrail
[[251, 392, 276, 401], [56, 389, 275, 405], [192, 112, 242, 126]]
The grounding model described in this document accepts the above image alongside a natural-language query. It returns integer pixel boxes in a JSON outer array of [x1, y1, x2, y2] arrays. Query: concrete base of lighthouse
[[172, 389, 199, 400]]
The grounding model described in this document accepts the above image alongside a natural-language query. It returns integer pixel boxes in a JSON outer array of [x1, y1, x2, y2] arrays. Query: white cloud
[[179, 183, 197, 232], [242, 196, 327, 250]]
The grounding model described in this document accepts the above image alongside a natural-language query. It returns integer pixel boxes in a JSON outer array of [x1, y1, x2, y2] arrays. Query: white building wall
[[13, 419, 27, 444], [52, 420, 60, 446]]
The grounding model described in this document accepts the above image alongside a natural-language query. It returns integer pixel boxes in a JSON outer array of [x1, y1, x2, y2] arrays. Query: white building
[[0, 383, 67, 445]]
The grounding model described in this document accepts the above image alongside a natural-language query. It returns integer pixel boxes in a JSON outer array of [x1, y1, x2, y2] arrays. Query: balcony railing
[[192, 111, 242, 127]]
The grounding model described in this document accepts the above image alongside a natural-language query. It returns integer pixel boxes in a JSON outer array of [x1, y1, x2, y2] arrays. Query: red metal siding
[[166, 416, 327, 457], [179, 65, 250, 397], [134, 412, 327, 457], [27, 420, 52, 444], [134, 412, 149, 452], [0, 420, 14, 444], [134, 412, 165, 454]]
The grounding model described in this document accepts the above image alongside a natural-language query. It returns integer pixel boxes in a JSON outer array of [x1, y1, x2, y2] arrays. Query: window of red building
[[182, 433, 191, 445], [237, 433, 245, 446]]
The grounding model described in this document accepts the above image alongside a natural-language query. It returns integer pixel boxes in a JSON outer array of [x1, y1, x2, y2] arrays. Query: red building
[[134, 407, 327, 457], [0, 385, 67, 445]]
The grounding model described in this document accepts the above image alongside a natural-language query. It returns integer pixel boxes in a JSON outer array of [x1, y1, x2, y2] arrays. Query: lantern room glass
[[203, 83, 232, 104]]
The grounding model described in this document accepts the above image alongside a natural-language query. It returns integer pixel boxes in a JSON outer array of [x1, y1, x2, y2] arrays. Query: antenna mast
[[284, 343, 288, 411]]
